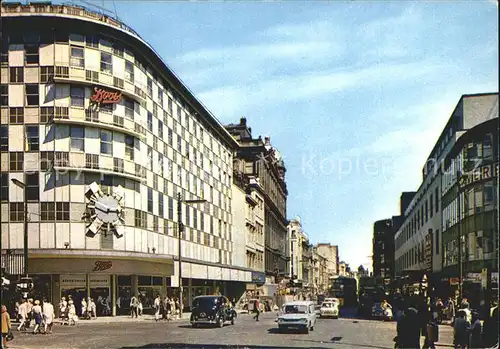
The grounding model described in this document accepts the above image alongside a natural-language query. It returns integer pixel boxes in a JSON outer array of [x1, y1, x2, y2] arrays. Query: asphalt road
[[7, 312, 454, 349]]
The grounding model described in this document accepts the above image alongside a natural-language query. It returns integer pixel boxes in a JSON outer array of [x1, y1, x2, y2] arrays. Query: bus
[[329, 276, 357, 307]]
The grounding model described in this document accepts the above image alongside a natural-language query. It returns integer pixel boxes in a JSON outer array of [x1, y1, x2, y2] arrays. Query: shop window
[[10, 67, 24, 83], [10, 202, 24, 221], [100, 52, 113, 74], [0, 125, 8, 151], [0, 84, 7, 106], [25, 125, 39, 151], [0, 173, 8, 202], [9, 152, 24, 171], [24, 44, 39, 65], [25, 84, 39, 106], [100, 130, 113, 155]]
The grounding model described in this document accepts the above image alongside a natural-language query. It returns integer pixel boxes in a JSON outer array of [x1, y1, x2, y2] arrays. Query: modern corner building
[[394, 93, 498, 306], [0, 2, 254, 315], [225, 118, 288, 288]]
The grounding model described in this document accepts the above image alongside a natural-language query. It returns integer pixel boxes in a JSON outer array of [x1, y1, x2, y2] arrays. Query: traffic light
[[16, 277, 34, 297]]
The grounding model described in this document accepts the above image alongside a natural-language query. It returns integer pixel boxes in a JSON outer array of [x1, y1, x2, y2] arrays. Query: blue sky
[[71, 0, 497, 270]]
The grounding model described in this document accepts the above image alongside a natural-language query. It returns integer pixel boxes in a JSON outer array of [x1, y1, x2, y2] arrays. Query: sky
[[65, 0, 497, 270]]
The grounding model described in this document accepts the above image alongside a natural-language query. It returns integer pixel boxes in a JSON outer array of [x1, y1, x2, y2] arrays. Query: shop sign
[[449, 277, 460, 285], [60, 274, 86, 287], [424, 233, 433, 272], [92, 260, 113, 272], [90, 87, 122, 104], [459, 163, 499, 187], [464, 273, 481, 283], [251, 271, 265, 284], [89, 275, 110, 288]]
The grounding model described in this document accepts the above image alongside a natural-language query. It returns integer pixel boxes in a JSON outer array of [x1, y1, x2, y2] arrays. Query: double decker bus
[[329, 276, 357, 307]]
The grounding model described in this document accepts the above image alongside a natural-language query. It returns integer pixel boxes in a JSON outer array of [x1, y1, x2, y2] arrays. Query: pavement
[[6, 311, 455, 349]]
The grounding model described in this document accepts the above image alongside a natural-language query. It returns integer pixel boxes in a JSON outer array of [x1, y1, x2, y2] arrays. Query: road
[[7, 312, 454, 349]]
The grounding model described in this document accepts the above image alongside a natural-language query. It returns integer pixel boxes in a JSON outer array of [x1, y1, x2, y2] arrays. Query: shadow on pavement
[[120, 344, 389, 349], [291, 337, 392, 349]]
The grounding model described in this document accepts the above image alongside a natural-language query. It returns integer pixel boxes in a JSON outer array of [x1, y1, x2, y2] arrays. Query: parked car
[[190, 295, 237, 328], [320, 301, 339, 319], [276, 301, 317, 334]]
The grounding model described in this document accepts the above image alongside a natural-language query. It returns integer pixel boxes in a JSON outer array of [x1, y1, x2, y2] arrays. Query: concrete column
[[111, 274, 116, 317], [131, 275, 138, 296], [52, 274, 60, 317], [86, 274, 90, 299], [188, 278, 192, 310]]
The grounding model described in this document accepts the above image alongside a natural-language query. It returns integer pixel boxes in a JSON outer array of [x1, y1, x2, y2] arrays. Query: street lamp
[[177, 192, 206, 319], [11, 179, 28, 278]]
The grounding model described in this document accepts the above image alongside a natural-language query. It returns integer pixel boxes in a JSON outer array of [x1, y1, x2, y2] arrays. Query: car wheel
[[218, 316, 224, 328]]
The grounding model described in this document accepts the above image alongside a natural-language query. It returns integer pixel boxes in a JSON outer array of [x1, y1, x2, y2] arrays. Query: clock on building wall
[[82, 182, 125, 239]]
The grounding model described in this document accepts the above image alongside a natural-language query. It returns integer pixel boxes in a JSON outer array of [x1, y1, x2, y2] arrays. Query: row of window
[[8, 201, 70, 222], [443, 230, 496, 267]]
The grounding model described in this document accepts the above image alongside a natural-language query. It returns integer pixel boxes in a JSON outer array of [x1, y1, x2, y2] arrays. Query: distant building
[[315, 243, 339, 280]]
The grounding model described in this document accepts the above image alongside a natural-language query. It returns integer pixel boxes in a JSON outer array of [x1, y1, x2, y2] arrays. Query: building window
[[176, 107, 181, 122], [158, 194, 164, 218], [40, 66, 54, 83], [158, 89, 163, 106], [167, 97, 173, 115], [124, 99, 134, 120], [1, 40, 7, 66], [124, 135, 134, 161], [40, 152, 54, 171], [147, 77, 153, 97], [177, 135, 182, 153], [54, 152, 69, 167], [56, 202, 70, 221], [125, 61, 134, 82], [435, 187, 439, 213], [85, 153, 99, 169], [113, 157, 124, 173], [158, 120, 163, 139], [167, 128, 173, 146], [185, 206, 190, 227], [10, 67, 24, 83], [100, 52, 113, 74], [9, 152, 23, 171], [147, 188, 153, 213], [85, 35, 99, 48], [70, 126, 84, 151], [25, 84, 39, 106], [10, 203, 24, 222], [70, 86, 85, 108], [0, 84, 7, 106], [25, 125, 39, 151], [70, 46, 84, 67], [168, 197, 174, 220], [100, 130, 113, 155], [435, 229, 440, 255], [147, 112, 153, 132], [0, 173, 8, 202], [153, 216, 159, 232], [26, 172, 39, 201], [40, 202, 55, 221], [0, 125, 8, 151]]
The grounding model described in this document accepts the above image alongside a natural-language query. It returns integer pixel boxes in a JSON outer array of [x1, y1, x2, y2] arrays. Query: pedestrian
[[395, 302, 420, 348], [81, 298, 87, 320], [31, 300, 43, 334], [16, 299, 27, 332], [59, 297, 67, 321], [469, 311, 482, 348], [252, 299, 260, 322], [129, 295, 139, 318], [89, 298, 97, 319], [154, 295, 161, 322], [138, 298, 143, 317], [42, 299, 54, 334], [423, 316, 438, 349], [453, 310, 470, 349], [483, 301, 499, 347], [68, 300, 78, 326], [1, 305, 13, 349]]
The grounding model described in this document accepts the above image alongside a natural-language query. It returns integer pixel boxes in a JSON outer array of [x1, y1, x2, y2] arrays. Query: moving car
[[276, 301, 317, 334], [320, 300, 339, 318], [190, 295, 237, 328]]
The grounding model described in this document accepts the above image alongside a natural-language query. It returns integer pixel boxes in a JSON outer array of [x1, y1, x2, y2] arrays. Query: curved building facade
[[1, 2, 251, 315]]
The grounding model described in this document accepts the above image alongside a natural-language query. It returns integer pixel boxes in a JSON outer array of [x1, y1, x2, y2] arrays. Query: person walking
[[154, 295, 161, 322], [252, 299, 260, 322], [469, 311, 482, 349], [1, 305, 12, 349], [16, 299, 27, 332], [395, 303, 421, 349], [59, 297, 67, 321], [68, 300, 78, 326], [81, 298, 87, 319], [31, 300, 43, 334], [453, 310, 470, 349], [129, 295, 139, 318], [42, 299, 54, 334]]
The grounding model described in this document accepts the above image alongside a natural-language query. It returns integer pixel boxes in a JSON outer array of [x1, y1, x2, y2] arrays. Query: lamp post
[[11, 178, 28, 278], [176, 192, 206, 319]]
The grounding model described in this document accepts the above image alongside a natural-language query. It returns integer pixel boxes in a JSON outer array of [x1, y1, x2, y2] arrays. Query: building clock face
[[83, 182, 125, 239]]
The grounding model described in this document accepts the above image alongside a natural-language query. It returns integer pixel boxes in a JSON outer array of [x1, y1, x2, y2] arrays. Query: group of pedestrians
[[153, 295, 180, 321], [394, 293, 499, 349], [16, 298, 55, 335]]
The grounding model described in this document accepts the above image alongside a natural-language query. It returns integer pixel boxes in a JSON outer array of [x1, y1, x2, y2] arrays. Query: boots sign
[[90, 87, 122, 104]]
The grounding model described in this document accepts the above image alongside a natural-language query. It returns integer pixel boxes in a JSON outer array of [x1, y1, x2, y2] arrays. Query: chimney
[[240, 117, 247, 126], [264, 136, 271, 146]]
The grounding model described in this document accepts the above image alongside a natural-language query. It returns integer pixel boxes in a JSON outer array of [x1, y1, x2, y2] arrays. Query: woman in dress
[[31, 300, 43, 334], [42, 299, 55, 334]]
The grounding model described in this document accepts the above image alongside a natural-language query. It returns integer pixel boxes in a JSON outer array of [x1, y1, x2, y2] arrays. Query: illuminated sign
[[460, 163, 499, 187], [92, 260, 113, 272], [90, 87, 122, 104]]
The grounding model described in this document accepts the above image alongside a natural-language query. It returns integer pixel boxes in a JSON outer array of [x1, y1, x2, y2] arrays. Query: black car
[[190, 295, 237, 328]]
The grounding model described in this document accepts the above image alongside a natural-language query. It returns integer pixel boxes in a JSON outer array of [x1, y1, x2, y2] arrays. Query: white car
[[320, 301, 339, 319], [277, 301, 317, 334]]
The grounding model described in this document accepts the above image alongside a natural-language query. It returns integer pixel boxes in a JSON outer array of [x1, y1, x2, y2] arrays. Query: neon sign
[[90, 87, 122, 104]]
